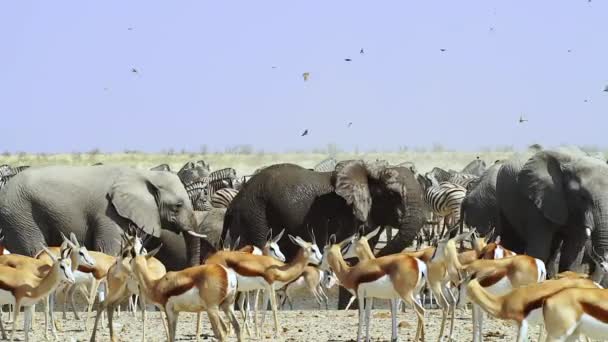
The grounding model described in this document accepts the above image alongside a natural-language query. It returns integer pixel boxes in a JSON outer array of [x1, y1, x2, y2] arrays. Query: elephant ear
[[376, 167, 404, 197], [518, 151, 568, 225], [335, 160, 372, 222], [109, 174, 162, 238]]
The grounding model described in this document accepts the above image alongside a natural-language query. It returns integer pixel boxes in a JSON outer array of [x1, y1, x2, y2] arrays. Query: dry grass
[[0, 151, 518, 176]]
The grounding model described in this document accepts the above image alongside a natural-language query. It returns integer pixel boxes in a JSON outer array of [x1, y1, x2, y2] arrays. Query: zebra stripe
[[422, 182, 466, 225], [184, 180, 212, 211], [210, 188, 239, 209], [449, 173, 478, 189], [313, 157, 337, 172], [208, 168, 237, 194], [426, 167, 478, 191]]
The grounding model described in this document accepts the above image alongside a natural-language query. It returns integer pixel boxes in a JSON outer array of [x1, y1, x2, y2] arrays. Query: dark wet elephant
[[222, 161, 425, 260], [0, 165, 204, 271], [460, 161, 504, 235], [495, 150, 608, 273]]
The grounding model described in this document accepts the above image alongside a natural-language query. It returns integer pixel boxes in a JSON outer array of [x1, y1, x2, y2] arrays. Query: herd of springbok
[[0, 226, 607, 342]]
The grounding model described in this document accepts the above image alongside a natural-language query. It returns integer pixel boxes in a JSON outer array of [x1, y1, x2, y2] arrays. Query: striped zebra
[[208, 168, 237, 194], [210, 188, 239, 209], [419, 177, 466, 237], [313, 157, 337, 172], [426, 167, 478, 190], [184, 180, 212, 211]]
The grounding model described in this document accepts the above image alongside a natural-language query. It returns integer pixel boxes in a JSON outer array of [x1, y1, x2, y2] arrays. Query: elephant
[[150, 164, 172, 172], [0, 165, 205, 271], [495, 149, 608, 273], [459, 161, 504, 235], [222, 160, 425, 261], [461, 157, 486, 177]]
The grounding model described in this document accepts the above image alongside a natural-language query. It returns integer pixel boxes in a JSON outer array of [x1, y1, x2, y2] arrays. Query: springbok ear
[[364, 226, 382, 240], [69, 232, 80, 247], [357, 226, 365, 239], [483, 228, 496, 243], [232, 236, 241, 250], [146, 244, 163, 259], [266, 229, 273, 242], [334, 160, 372, 222], [273, 229, 285, 244], [329, 234, 337, 246], [288, 234, 304, 247], [41, 246, 58, 263]]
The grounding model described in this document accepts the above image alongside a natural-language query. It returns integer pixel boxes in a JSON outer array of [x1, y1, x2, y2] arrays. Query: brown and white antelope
[[233, 229, 286, 335], [278, 265, 337, 310], [542, 287, 608, 341], [452, 243, 547, 342], [321, 234, 427, 342], [464, 272, 599, 342], [89, 232, 166, 342], [205, 234, 322, 337], [130, 245, 242, 342], [0, 246, 75, 342]]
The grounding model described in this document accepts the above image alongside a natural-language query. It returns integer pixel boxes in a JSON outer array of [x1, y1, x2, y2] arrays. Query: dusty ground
[[12, 293, 517, 342]]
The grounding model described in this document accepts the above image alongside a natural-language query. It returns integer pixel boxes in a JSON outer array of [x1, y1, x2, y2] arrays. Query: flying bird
[[360, 48, 364, 54], [567, 49, 572, 53], [440, 48, 447, 52], [302, 72, 310, 81], [131, 68, 139, 74], [604, 85, 608, 92], [344, 58, 352, 62], [271, 66, 277, 69], [519, 115, 528, 123], [301, 129, 309, 136], [347, 122, 352, 127], [127, 27, 134, 31]]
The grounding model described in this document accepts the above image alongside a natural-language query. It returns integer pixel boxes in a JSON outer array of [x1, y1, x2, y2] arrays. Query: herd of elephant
[[0, 146, 607, 285]]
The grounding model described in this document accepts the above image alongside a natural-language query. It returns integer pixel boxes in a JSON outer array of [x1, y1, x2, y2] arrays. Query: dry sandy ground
[[15, 305, 517, 342]]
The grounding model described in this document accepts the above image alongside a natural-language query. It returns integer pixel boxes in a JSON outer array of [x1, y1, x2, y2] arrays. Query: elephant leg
[[497, 211, 526, 254], [558, 232, 587, 272], [91, 216, 123, 256]]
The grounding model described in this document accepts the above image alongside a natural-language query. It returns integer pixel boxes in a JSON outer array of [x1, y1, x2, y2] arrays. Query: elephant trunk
[[591, 198, 608, 257], [182, 212, 202, 266], [377, 175, 426, 257]]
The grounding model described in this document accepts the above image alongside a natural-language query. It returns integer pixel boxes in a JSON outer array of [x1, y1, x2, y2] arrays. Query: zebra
[[419, 176, 466, 239], [425, 167, 478, 190], [313, 157, 337, 172], [184, 180, 212, 211], [210, 188, 239, 209], [208, 168, 238, 194], [461, 158, 486, 177]]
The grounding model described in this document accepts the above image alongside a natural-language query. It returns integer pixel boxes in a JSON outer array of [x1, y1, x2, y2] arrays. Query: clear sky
[[0, 1, 606, 153]]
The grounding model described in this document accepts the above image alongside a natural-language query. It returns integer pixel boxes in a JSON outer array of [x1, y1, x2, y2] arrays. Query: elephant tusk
[[187, 231, 207, 239]]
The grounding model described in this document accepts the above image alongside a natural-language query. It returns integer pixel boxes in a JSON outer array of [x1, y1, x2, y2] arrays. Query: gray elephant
[[0, 165, 204, 270], [223, 160, 425, 260], [495, 149, 608, 272], [150, 164, 172, 172], [459, 161, 503, 235], [193, 208, 227, 261]]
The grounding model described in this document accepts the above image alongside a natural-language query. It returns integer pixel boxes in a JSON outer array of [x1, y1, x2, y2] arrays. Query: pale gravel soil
[[15, 300, 517, 342]]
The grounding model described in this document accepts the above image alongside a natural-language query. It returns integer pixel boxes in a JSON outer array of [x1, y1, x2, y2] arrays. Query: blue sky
[[0, 1, 606, 153]]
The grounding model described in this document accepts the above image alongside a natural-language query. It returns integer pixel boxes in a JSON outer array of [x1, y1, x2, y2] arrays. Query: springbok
[[321, 234, 427, 342], [130, 245, 242, 342], [0, 246, 75, 342]]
